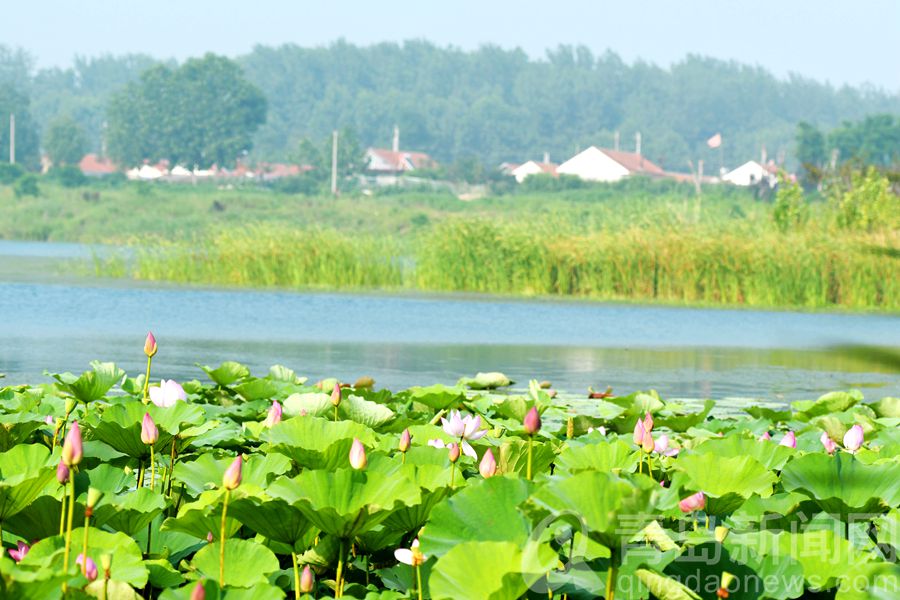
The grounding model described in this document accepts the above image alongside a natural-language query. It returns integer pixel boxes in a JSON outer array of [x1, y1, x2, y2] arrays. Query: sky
[[2, 0, 899, 91]]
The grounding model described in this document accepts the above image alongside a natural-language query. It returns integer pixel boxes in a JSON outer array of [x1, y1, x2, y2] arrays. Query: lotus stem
[[415, 563, 423, 600], [335, 538, 346, 598], [527, 435, 534, 481], [59, 491, 67, 536], [647, 454, 653, 480], [292, 552, 300, 600], [450, 462, 456, 489], [137, 460, 144, 490], [705, 515, 710, 530], [334, 404, 339, 422], [638, 448, 643, 474], [401, 452, 406, 465], [142, 355, 152, 403], [219, 488, 231, 587], [605, 562, 617, 600], [165, 437, 178, 497], [547, 572, 553, 598], [82, 510, 91, 576], [51, 419, 63, 452], [146, 522, 152, 556], [63, 476, 75, 572], [149, 446, 156, 491]]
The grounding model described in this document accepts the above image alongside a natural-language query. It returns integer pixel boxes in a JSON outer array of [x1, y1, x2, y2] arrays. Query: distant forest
[[1, 41, 899, 171]]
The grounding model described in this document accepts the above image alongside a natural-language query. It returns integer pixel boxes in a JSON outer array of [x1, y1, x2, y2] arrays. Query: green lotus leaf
[[173, 452, 291, 496], [356, 525, 405, 554], [492, 395, 535, 422], [3, 495, 67, 540], [654, 399, 716, 432], [608, 391, 665, 419], [497, 438, 557, 479], [526, 471, 657, 551], [693, 435, 795, 470], [145, 558, 186, 589], [634, 569, 702, 600], [0, 443, 56, 520], [428, 540, 555, 600], [0, 412, 44, 452], [162, 487, 241, 540], [793, 390, 862, 421], [672, 453, 777, 515], [271, 468, 420, 539], [88, 400, 204, 459], [744, 406, 792, 422], [233, 378, 278, 401], [873, 508, 900, 548], [457, 372, 513, 390], [398, 384, 466, 410], [50, 361, 125, 403], [263, 415, 377, 470], [869, 397, 900, 419], [340, 393, 395, 428], [781, 452, 900, 514], [85, 463, 133, 494], [555, 439, 639, 474], [227, 493, 314, 550], [182, 419, 242, 449], [419, 476, 532, 557], [0, 558, 68, 600], [297, 533, 340, 568], [282, 392, 331, 417], [835, 561, 900, 600], [21, 528, 148, 587], [92, 487, 167, 535], [379, 463, 452, 533], [199, 361, 251, 386], [267, 365, 307, 385], [191, 538, 280, 588]]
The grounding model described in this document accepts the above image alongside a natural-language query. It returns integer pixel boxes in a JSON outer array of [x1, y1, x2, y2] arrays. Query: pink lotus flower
[[144, 332, 158, 358], [57, 460, 70, 485], [222, 455, 243, 490], [440, 410, 486, 459], [779, 431, 797, 448], [141, 412, 158, 445], [149, 379, 187, 408], [679, 491, 706, 513], [349, 438, 367, 470], [843, 425, 864, 453], [758, 431, 772, 441], [523, 407, 541, 435], [8, 541, 29, 562], [61, 421, 83, 466], [190, 581, 206, 600], [447, 442, 460, 463], [653, 434, 679, 457], [299, 565, 315, 593], [479, 449, 497, 478], [395, 538, 425, 567], [398, 428, 411, 452], [76, 553, 98, 581], [427, 439, 447, 449], [263, 400, 282, 428], [820, 431, 837, 455]]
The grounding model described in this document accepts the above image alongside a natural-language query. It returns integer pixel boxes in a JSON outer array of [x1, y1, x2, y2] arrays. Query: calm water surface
[[1, 241, 898, 403]]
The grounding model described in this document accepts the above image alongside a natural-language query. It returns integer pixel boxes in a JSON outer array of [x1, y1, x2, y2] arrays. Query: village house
[[556, 146, 665, 182], [78, 154, 117, 177], [510, 160, 558, 183], [721, 160, 778, 187]]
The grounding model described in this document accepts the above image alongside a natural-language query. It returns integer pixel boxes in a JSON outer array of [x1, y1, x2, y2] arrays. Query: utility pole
[[635, 131, 641, 156], [613, 131, 620, 152], [330, 130, 338, 195], [9, 113, 15, 164]]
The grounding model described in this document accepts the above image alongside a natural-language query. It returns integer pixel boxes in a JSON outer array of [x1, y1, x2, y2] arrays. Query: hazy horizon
[[2, 0, 899, 92]]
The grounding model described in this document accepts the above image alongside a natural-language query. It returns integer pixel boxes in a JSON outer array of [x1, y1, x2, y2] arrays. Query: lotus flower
[[330, 382, 342, 407], [61, 421, 83, 466], [8, 541, 29, 563], [479, 448, 497, 478], [300, 565, 315, 593], [149, 379, 187, 408], [222, 455, 243, 490], [349, 438, 367, 470], [427, 439, 448, 449], [263, 400, 282, 428], [190, 581, 206, 600], [399, 428, 411, 452], [56, 460, 70, 484], [843, 425, 864, 453], [440, 410, 487, 459], [76, 554, 98, 581], [523, 407, 541, 435], [395, 538, 425, 567], [678, 491, 706, 513], [779, 431, 797, 448], [758, 431, 771, 441], [141, 412, 158, 445], [653, 434, 679, 457], [143, 332, 158, 358], [820, 431, 837, 455], [587, 426, 607, 435], [447, 442, 460, 463], [44, 415, 55, 426]]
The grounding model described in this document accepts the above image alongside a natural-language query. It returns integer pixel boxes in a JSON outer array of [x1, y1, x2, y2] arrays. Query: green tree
[[0, 85, 40, 169], [829, 114, 900, 168], [795, 122, 826, 187], [107, 54, 266, 168], [44, 115, 87, 165]]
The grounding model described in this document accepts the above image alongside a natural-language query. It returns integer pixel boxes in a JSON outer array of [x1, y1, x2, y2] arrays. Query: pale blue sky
[[3, 0, 899, 90]]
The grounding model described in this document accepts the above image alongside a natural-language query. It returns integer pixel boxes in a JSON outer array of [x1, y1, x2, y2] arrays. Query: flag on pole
[[706, 133, 722, 149]]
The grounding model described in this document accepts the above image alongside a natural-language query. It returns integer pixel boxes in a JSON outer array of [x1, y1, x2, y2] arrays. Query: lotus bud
[[100, 554, 112, 579], [206, 531, 214, 543], [8, 541, 29, 563], [715, 526, 730, 543], [65, 397, 77, 415], [448, 442, 460, 463], [643, 412, 654, 433], [820, 431, 837, 455], [678, 491, 706, 513], [57, 460, 70, 484], [641, 429, 655, 453], [779, 431, 797, 448], [717, 571, 736, 598], [523, 406, 541, 435], [758, 431, 771, 441], [843, 424, 864, 453], [330, 382, 342, 407], [144, 331, 158, 357], [632, 418, 645, 445], [86, 487, 103, 514], [76, 554, 98, 581], [141, 412, 159, 445], [222, 455, 243, 490], [61, 420, 83, 466], [479, 449, 497, 478], [399, 428, 411, 453], [300, 565, 315, 593], [349, 438, 367, 470], [44, 415, 55, 426], [263, 400, 282, 428], [190, 581, 206, 600]]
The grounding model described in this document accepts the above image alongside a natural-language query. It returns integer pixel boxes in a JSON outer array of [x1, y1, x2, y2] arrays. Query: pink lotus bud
[[479, 449, 497, 478], [820, 431, 837, 455], [779, 431, 797, 448], [843, 425, 864, 453], [523, 406, 541, 435], [641, 429, 655, 453], [300, 565, 315, 593], [399, 428, 411, 453], [349, 438, 367, 470], [263, 400, 282, 427], [678, 491, 706, 513], [141, 412, 158, 445], [222, 455, 243, 490], [61, 421, 83, 466], [643, 412, 654, 433], [76, 554, 98, 581], [190, 581, 206, 600], [758, 431, 771, 441], [57, 460, 70, 484], [8, 541, 29, 563], [45, 415, 55, 426], [206, 531, 214, 543], [632, 419, 645, 445], [330, 382, 342, 407], [143, 332, 158, 358], [448, 442, 460, 463]]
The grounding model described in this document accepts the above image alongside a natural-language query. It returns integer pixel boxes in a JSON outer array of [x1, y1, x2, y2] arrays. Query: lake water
[[1, 240, 898, 404]]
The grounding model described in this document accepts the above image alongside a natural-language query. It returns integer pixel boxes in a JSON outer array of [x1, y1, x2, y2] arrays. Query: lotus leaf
[[263, 415, 377, 470], [50, 361, 125, 403], [672, 453, 777, 515], [555, 439, 639, 474], [457, 372, 513, 390], [191, 538, 280, 587], [781, 452, 900, 514], [199, 361, 251, 386], [0, 443, 55, 520]]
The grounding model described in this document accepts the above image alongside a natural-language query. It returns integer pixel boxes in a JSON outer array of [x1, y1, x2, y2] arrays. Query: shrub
[[13, 173, 39, 198], [0, 162, 25, 184], [831, 167, 899, 232], [772, 174, 808, 232], [50, 165, 88, 188]]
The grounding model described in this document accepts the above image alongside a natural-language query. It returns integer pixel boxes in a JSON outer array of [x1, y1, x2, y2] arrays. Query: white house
[[722, 160, 777, 187], [556, 146, 664, 182], [511, 160, 557, 183]]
